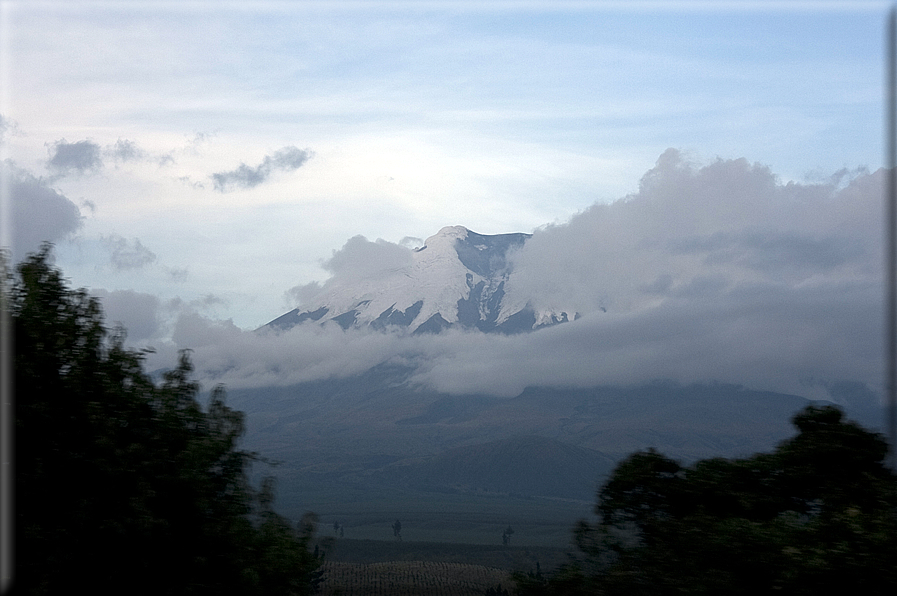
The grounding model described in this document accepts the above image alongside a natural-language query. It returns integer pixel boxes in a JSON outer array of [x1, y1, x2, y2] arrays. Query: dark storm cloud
[[6, 164, 83, 260], [46, 139, 103, 175], [211, 146, 313, 192], [101, 234, 157, 270]]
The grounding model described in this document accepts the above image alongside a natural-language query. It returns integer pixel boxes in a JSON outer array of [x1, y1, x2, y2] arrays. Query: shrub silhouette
[[516, 405, 897, 595]]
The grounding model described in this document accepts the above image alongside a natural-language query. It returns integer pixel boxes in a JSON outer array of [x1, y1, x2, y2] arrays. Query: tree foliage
[[9, 245, 321, 595], [516, 404, 897, 595]]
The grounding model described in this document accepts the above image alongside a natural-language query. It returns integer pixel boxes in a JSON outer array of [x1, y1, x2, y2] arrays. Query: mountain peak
[[437, 224, 470, 237], [265, 226, 575, 334]]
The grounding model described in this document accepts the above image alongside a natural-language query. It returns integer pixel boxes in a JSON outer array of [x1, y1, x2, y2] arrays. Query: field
[[293, 482, 593, 548], [322, 538, 572, 570], [318, 561, 512, 596], [315, 538, 571, 595]]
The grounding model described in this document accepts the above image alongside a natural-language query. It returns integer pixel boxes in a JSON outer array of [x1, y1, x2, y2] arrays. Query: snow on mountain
[[265, 225, 578, 334]]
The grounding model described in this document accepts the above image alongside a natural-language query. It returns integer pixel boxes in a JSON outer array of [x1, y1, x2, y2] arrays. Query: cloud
[[409, 277, 881, 401], [285, 281, 323, 307], [503, 149, 880, 316], [166, 266, 189, 282], [0, 115, 20, 142], [323, 235, 413, 280], [211, 146, 313, 192], [45, 137, 170, 175], [46, 139, 103, 176], [187, 131, 214, 149], [5, 164, 83, 260], [280, 235, 412, 308], [151, 314, 417, 389], [400, 236, 424, 249], [178, 176, 205, 189], [144, 151, 884, 409], [79, 199, 97, 214], [192, 293, 228, 309], [90, 289, 161, 343], [101, 234, 157, 270], [105, 138, 146, 162], [668, 230, 860, 276]]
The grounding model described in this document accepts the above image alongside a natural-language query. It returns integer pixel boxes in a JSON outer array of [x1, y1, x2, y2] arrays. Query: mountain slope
[[265, 226, 575, 334], [224, 367, 849, 522], [373, 434, 618, 500]]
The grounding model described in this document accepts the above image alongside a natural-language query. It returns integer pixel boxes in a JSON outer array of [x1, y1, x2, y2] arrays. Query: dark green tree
[[516, 405, 897, 595], [9, 245, 321, 595]]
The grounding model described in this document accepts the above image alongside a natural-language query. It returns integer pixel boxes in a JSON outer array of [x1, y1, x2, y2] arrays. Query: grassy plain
[[282, 480, 592, 547]]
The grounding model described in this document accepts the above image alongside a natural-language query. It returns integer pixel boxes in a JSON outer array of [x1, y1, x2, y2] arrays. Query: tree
[[9, 245, 322, 596], [502, 525, 514, 546], [516, 405, 897, 595]]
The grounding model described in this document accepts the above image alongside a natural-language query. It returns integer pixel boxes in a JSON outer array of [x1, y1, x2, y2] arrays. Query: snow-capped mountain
[[264, 225, 576, 334]]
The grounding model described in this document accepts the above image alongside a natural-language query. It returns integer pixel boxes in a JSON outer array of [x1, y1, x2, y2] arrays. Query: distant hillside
[[374, 435, 616, 500], [223, 367, 853, 546]]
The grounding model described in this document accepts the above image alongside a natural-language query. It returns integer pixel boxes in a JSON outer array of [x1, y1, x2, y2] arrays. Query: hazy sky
[[2, 1, 891, 401]]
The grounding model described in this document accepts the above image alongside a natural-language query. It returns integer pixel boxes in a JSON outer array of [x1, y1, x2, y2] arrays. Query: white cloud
[[284, 281, 324, 309], [323, 235, 412, 280], [504, 149, 881, 316]]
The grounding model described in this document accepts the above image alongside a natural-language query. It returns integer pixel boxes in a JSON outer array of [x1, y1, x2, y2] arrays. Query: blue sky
[[1, 2, 892, 399]]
